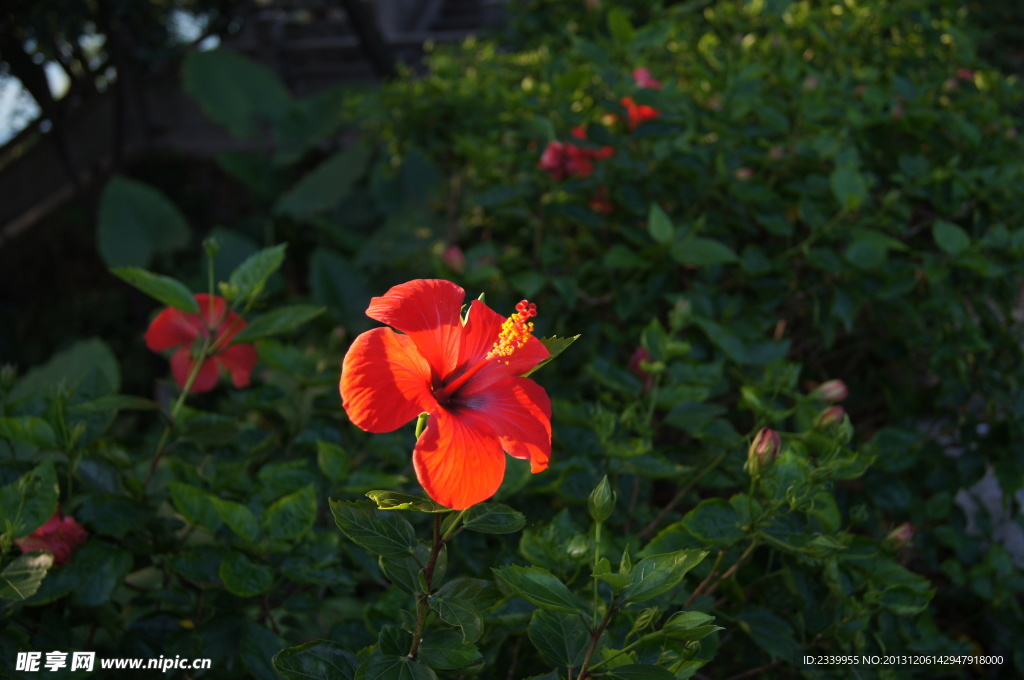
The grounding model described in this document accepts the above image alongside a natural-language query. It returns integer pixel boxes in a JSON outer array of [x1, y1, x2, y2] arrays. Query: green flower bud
[[588, 475, 616, 523]]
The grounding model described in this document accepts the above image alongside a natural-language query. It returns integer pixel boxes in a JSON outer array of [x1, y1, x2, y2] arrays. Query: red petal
[[170, 348, 219, 393], [341, 327, 436, 433], [215, 343, 258, 388], [460, 376, 551, 472], [413, 407, 505, 509], [144, 306, 201, 352], [366, 280, 465, 382], [194, 294, 229, 330]]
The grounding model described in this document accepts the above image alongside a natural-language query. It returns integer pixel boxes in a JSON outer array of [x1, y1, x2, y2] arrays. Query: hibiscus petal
[[216, 343, 258, 388], [170, 348, 220, 393], [459, 301, 549, 390], [144, 307, 201, 351], [195, 294, 228, 330], [365, 280, 464, 382], [413, 406, 505, 510], [460, 376, 551, 472], [341, 327, 436, 433]]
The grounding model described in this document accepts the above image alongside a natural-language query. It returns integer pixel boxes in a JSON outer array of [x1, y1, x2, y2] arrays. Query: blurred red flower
[[538, 127, 614, 181], [340, 280, 552, 509], [15, 510, 88, 567], [632, 67, 663, 89], [144, 294, 257, 394], [621, 97, 660, 130]]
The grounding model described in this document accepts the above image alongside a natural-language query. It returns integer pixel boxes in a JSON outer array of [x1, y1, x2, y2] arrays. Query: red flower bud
[[812, 379, 848, 403], [816, 405, 846, 428], [628, 346, 654, 395], [884, 522, 914, 551], [746, 428, 781, 477], [441, 246, 466, 274]]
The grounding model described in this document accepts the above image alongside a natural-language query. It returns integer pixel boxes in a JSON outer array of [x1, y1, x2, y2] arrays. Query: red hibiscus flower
[[620, 97, 660, 130], [340, 280, 552, 509], [632, 67, 663, 89], [15, 509, 88, 567], [589, 185, 614, 215], [538, 127, 614, 182], [144, 294, 258, 394]]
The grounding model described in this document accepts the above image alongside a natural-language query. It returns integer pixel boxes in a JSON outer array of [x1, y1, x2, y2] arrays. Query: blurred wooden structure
[[0, 0, 506, 244]]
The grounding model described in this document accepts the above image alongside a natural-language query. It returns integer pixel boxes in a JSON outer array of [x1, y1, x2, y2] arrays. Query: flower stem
[[592, 521, 602, 627], [638, 449, 729, 540], [408, 513, 444, 660]]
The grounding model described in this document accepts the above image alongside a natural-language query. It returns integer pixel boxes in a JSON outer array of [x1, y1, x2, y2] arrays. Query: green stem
[[578, 597, 619, 680], [638, 450, 729, 540], [592, 521, 602, 627], [441, 508, 469, 541], [408, 514, 444, 659]]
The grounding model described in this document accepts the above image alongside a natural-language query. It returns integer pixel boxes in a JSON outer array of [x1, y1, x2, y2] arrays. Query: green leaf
[[462, 503, 525, 534], [379, 543, 446, 594], [183, 49, 292, 139], [429, 578, 492, 643], [0, 416, 57, 449], [829, 162, 868, 211], [523, 335, 581, 378], [97, 176, 191, 268], [111, 267, 198, 312], [232, 304, 325, 342], [417, 630, 483, 671], [241, 622, 288, 680], [220, 551, 274, 597], [592, 557, 629, 591], [737, 608, 799, 661], [623, 549, 707, 603], [228, 243, 287, 303], [671, 237, 739, 266], [493, 565, 581, 613], [317, 442, 350, 483], [68, 540, 133, 607], [10, 337, 120, 402], [68, 394, 163, 414], [169, 481, 222, 531], [0, 552, 53, 600], [647, 203, 674, 244], [355, 656, 437, 680], [662, 611, 723, 641], [273, 640, 359, 680], [329, 500, 416, 556], [601, 665, 678, 680], [933, 220, 971, 255], [276, 144, 374, 219], [212, 497, 261, 542], [679, 498, 746, 546], [527, 609, 590, 668], [365, 490, 451, 513], [265, 484, 317, 540], [0, 460, 59, 536], [607, 7, 635, 44]]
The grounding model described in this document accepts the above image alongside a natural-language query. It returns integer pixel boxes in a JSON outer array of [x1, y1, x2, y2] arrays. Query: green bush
[[2, 0, 1022, 678]]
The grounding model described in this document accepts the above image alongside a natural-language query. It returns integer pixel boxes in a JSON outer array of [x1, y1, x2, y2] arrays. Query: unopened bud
[[745, 428, 781, 477], [202, 236, 221, 259], [816, 406, 846, 428], [812, 379, 848, 403], [588, 475, 616, 523], [441, 246, 466, 274], [884, 523, 914, 551]]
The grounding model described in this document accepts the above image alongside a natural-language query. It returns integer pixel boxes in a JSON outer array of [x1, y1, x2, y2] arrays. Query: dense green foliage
[[2, 1, 1023, 678]]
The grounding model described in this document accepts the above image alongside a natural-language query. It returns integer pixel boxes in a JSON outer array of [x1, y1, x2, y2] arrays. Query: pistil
[[433, 300, 537, 402]]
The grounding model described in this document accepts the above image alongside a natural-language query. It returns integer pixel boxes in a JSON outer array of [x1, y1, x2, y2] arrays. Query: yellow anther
[[487, 300, 537, 361]]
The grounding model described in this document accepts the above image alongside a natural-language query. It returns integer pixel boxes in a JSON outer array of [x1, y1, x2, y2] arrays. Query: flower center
[[433, 300, 537, 403]]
